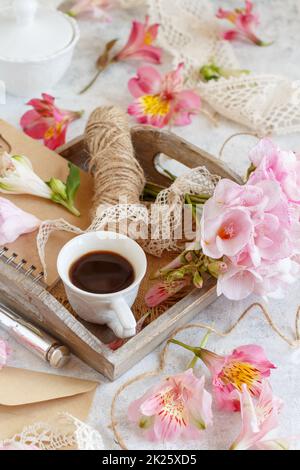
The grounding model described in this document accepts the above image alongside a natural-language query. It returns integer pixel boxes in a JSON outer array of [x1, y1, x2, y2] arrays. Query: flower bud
[[207, 261, 228, 278], [167, 269, 186, 282], [193, 271, 203, 289], [48, 178, 67, 201]]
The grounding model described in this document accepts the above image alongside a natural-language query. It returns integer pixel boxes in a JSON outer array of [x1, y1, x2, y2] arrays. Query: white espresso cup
[[57, 232, 147, 339]]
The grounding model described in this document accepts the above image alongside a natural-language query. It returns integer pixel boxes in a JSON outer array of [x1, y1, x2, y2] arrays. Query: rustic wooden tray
[[0, 127, 241, 380]]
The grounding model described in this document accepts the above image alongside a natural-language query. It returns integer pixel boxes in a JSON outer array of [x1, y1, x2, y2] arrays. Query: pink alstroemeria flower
[[230, 381, 284, 450], [200, 345, 276, 412], [171, 342, 275, 412], [216, 0, 270, 46], [128, 369, 213, 442], [20, 94, 83, 150], [145, 279, 190, 308], [0, 198, 40, 246], [128, 64, 201, 128], [67, 0, 115, 21], [0, 339, 10, 369], [116, 16, 161, 64]]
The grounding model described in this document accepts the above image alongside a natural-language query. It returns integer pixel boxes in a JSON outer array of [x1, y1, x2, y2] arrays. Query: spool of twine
[[85, 106, 145, 216]]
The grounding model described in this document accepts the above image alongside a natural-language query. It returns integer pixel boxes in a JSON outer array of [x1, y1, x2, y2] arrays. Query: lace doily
[[119, 0, 146, 7], [147, 0, 300, 136], [0, 414, 105, 451]]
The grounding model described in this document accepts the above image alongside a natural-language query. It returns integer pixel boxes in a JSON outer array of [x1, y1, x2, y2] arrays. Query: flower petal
[[128, 66, 162, 97], [20, 110, 49, 139], [217, 266, 257, 300], [0, 339, 9, 368], [0, 197, 40, 245]]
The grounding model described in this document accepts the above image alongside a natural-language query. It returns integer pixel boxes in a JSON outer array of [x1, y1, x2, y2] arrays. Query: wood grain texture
[[0, 127, 241, 380]]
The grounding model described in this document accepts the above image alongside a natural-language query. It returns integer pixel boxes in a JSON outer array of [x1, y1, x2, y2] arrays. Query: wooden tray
[[0, 127, 241, 380]]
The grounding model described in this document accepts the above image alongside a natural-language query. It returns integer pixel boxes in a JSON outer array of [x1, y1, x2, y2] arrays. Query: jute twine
[[85, 106, 145, 214], [218, 131, 263, 161], [111, 303, 300, 450]]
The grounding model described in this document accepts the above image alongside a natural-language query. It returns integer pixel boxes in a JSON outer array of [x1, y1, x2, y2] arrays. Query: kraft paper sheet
[[0, 367, 98, 441]]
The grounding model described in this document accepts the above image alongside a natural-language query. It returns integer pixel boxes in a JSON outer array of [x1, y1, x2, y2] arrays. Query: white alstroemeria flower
[[0, 152, 81, 216], [0, 152, 52, 199]]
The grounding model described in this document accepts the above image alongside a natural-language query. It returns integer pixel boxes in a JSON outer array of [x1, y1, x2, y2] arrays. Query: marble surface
[[0, 0, 300, 450]]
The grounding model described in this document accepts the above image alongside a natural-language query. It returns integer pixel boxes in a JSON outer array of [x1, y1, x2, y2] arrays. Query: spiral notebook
[[0, 119, 94, 287]]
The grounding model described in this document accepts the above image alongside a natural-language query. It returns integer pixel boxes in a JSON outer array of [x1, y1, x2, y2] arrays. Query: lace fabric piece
[[147, 0, 300, 135], [37, 166, 219, 278], [199, 75, 300, 135], [119, 0, 146, 7], [0, 414, 105, 451], [147, 0, 239, 88]]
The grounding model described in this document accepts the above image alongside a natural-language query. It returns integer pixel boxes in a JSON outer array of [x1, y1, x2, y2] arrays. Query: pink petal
[[231, 384, 260, 450], [216, 8, 232, 20], [222, 30, 240, 41], [147, 23, 160, 41], [128, 396, 146, 423], [173, 112, 193, 126], [122, 46, 162, 64], [173, 90, 201, 126], [248, 138, 278, 170], [175, 90, 201, 112], [0, 198, 40, 245], [41, 93, 55, 104], [230, 345, 276, 377], [128, 66, 162, 97], [187, 377, 213, 430], [145, 279, 189, 307], [116, 20, 146, 60], [217, 266, 257, 300], [26, 93, 55, 111], [20, 110, 50, 139], [153, 413, 183, 442], [0, 339, 9, 368], [215, 209, 253, 257], [245, 0, 254, 15]]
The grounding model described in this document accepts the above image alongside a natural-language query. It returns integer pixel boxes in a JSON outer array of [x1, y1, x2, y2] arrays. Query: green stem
[[170, 339, 198, 354], [187, 330, 211, 369], [163, 169, 177, 181], [185, 194, 198, 225], [58, 200, 80, 217], [80, 68, 104, 95], [143, 188, 159, 199]]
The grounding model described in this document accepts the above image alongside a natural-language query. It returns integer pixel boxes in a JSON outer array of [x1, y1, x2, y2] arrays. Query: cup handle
[[108, 298, 137, 339]]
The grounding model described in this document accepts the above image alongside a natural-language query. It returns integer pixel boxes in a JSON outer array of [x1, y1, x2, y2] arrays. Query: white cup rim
[[57, 231, 147, 299]]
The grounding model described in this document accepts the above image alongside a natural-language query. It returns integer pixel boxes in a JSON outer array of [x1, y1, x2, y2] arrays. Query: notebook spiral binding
[[0, 247, 45, 290]]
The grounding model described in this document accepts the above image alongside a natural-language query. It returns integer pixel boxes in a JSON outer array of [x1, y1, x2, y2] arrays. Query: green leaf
[[66, 163, 80, 205]]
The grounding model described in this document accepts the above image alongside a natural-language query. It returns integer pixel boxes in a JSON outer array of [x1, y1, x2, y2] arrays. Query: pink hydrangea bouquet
[[146, 139, 300, 306]]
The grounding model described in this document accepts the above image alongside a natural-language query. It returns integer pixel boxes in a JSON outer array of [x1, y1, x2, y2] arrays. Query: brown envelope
[[0, 367, 99, 440]]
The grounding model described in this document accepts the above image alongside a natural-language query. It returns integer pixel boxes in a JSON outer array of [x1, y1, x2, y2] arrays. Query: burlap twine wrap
[[37, 106, 219, 281]]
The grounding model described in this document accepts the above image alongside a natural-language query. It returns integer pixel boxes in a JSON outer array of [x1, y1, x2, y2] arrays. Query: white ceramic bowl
[[0, 6, 80, 97]]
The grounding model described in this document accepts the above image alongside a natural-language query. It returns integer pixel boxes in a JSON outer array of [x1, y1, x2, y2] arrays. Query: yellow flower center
[[144, 32, 153, 45], [141, 95, 170, 117], [228, 11, 239, 23], [44, 121, 63, 140], [221, 362, 260, 391]]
